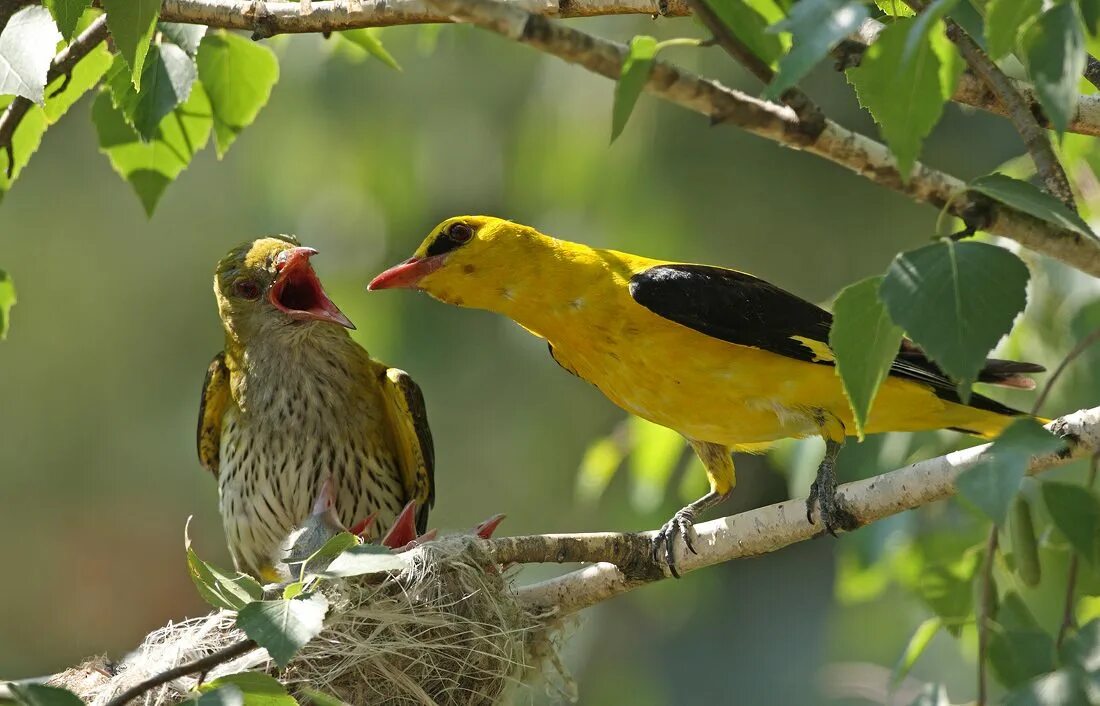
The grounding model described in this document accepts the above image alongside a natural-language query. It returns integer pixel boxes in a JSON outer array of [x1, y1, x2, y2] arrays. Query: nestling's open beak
[[368, 256, 443, 291], [270, 247, 355, 329]]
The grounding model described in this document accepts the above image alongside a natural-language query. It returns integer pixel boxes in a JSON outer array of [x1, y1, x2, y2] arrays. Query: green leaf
[[297, 688, 348, 706], [702, 0, 784, 65], [1005, 670, 1091, 706], [610, 35, 657, 143], [101, 0, 160, 89], [0, 269, 14, 340], [196, 30, 279, 157], [0, 6, 62, 104], [985, 0, 1041, 59], [284, 530, 359, 578], [956, 419, 1064, 526], [1020, 2, 1087, 136], [891, 616, 941, 688], [1082, 0, 1100, 36], [107, 45, 196, 141], [318, 543, 406, 578], [576, 435, 624, 503], [829, 276, 904, 439], [990, 629, 1058, 688], [158, 22, 206, 57], [879, 240, 1030, 395], [6, 683, 85, 706], [91, 80, 212, 216], [969, 173, 1094, 238], [236, 595, 328, 668], [44, 0, 90, 42], [846, 7, 959, 178], [1061, 619, 1100, 673], [184, 519, 264, 611], [907, 683, 949, 706], [1009, 495, 1042, 586], [337, 29, 400, 70], [628, 417, 685, 511], [764, 0, 868, 99], [1042, 481, 1100, 566], [181, 685, 244, 706], [0, 31, 110, 197], [876, 0, 915, 16], [200, 672, 297, 706], [918, 565, 974, 632]]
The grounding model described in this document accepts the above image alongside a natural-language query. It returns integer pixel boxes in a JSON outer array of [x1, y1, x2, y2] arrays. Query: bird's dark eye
[[448, 223, 473, 243], [234, 279, 261, 301], [425, 222, 475, 257]]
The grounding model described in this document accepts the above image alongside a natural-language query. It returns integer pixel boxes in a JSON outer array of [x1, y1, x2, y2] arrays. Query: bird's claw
[[805, 459, 858, 535], [653, 507, 698, 578]]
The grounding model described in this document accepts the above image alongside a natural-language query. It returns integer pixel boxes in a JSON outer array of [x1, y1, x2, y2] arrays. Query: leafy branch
[[422, 0, 1100, 279]]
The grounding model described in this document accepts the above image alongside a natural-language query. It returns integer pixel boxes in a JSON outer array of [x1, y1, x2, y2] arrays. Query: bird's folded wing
[[627, 264, 1019, 414], [379, 367, 436, 533], [627, 263, 835, 364], [197, 352, 230, 476]]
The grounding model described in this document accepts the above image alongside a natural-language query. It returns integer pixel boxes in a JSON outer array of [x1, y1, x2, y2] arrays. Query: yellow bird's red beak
[[270, 247, 355, 329], [368, 256, 443, 291]]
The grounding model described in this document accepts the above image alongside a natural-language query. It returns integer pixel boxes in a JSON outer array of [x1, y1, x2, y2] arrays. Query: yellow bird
[[200, 236, 434, 580], [369, 216, 1043, 575]]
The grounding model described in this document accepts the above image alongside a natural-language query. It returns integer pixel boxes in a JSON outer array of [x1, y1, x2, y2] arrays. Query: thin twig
[[1057, 452, 1100, 648], [0, 14, 109, 179], [903, 0, 1076, 209], [425, 0, 1100, 277], [976, 527, 998, 706], [684, 0, 824, 133], [1032, 327, 1100, 416], [102, 639, 257, 706]]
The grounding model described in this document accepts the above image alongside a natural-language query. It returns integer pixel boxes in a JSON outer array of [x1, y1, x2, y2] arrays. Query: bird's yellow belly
[[548, 315, 1004, 447]]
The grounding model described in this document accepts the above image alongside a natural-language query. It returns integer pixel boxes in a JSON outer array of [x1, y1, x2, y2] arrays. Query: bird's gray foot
[[805, 439, 858, 534], [652, 491, 725, 578]]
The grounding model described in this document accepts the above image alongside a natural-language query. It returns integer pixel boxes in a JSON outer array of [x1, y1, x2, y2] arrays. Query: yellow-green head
[[215, 236, 354, 343]]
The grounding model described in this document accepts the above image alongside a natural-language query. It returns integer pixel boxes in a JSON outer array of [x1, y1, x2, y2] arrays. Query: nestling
[[199, 236, 434, 580], [369, 216, 1043, 575]]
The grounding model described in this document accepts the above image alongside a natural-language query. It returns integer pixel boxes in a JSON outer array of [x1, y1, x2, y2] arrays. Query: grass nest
[[52, 537, 574, 705]]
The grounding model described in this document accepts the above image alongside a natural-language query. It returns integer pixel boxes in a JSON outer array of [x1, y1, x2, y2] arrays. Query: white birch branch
[[157, 0, 688, 36], [422, 0, 1100, 278], [506, 406, 1100, 616]]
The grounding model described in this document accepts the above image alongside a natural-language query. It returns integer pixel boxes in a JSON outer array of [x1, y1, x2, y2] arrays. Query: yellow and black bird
[[369, 216, 1043, 574], [199, 236, 434, 580]]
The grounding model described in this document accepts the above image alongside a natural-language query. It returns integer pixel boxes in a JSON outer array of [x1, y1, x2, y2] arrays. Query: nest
[[53, 537, 575, 705]]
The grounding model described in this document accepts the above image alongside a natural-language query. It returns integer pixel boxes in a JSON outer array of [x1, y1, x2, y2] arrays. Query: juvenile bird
[[369, 216, 1043, 575], [199, 236, 434, 580]]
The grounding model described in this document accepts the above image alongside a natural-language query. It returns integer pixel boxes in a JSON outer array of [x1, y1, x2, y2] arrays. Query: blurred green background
[[2, 14, 1098, 705]]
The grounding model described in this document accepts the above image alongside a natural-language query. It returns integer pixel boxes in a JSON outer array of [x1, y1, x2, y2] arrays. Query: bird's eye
[[234, 279, 261, 301], [448, 223, 473, 243]]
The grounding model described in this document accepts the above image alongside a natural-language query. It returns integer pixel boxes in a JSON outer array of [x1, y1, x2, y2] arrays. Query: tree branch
[[934, 14, 1076, 209], [837, 21, 1100, 139], [101, 639, 256, 706], [158, 0, 689, 37], [422, 0, 1100, 278], [505, 406, 1100, 617], [0, 14, 108, 178], [683, 0, 824, 134]]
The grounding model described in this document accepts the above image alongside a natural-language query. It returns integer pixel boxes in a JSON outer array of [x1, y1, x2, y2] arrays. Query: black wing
[[629, 264, 1027, 416]]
